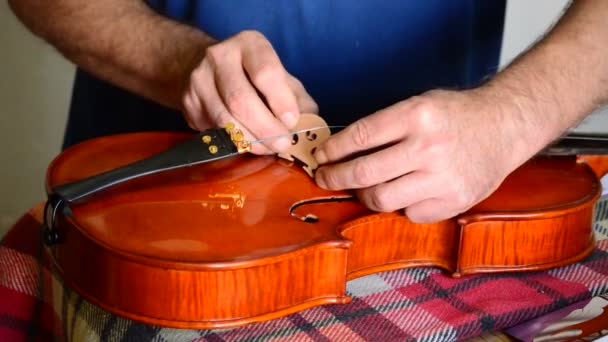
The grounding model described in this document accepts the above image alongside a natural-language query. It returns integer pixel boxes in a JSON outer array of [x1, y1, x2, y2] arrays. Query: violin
[[42, 115, 608, 329]]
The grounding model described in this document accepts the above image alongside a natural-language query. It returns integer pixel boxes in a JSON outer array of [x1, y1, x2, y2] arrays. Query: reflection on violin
[[206, 190, 246, 211], [40, 124, 608, 329]]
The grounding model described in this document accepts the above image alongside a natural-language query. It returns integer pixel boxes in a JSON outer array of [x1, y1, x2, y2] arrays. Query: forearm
[[482, 0, 608, 158], [9, 0, 215, 109]]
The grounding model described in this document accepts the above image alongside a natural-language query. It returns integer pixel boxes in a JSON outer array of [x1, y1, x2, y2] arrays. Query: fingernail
[[272, 136, 291, 152], [281, 111, 298, 128], [315, 171, 328, 189], [314, 149, 328, 164]]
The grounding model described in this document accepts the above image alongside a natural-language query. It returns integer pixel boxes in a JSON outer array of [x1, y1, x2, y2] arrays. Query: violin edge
[[453, 234, 596, 277], [46, 252, 352, 329]]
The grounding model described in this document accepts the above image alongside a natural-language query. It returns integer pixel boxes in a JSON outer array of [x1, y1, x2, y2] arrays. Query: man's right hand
[[183, 30, 318, 154]]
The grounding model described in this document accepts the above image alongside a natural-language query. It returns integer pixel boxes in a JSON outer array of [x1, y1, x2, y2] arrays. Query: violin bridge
[[278, 114, 331, 177]]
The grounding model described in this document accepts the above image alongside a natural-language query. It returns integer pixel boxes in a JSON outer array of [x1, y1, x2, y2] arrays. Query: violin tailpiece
[[223, 123, 252, 154], [278, 113, 331, 177]]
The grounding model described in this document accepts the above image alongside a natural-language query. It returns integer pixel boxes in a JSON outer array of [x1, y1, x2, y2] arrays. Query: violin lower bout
[[47, 196, 597, 329], [47, 216, 354, 329]]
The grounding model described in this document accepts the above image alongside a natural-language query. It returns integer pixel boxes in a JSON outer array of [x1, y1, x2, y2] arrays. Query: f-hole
[[289, 195, 356, 223], [306, 131, 317, 141]]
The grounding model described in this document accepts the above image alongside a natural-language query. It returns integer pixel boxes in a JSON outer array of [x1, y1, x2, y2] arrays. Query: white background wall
[[3, 0, 605, 236], [1, 1, 74, 234]]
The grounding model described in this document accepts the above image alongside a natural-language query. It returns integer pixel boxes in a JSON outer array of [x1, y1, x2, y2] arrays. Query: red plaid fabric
[[1, 199, 608, 342]]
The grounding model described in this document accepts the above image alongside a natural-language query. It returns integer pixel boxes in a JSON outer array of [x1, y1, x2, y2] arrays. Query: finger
[[242, 40, 300, 128], [315, 141, 419, 190], [314, 102, 413, 164], [296, 94, 319, 115], [183, 87, 202, 117], [203, 94, 274, 155], [182, 91, 204, 130], [194, 59, 273, 155], [187, 61, 219, 131], [213, 51, 292, 152], [405, 198, 457, 223], [354, 171, 434, 213], [288, 76, 319, 114], [182, 97, 197, 130]]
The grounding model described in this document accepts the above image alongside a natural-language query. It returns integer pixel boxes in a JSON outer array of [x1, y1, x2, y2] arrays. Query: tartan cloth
[[1, 198, 608, 342]]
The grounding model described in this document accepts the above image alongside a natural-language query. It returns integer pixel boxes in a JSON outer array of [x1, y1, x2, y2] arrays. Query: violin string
[[250, 125, 347, 145], [250, 127, 608, 146], [561, 135, 608, 141]]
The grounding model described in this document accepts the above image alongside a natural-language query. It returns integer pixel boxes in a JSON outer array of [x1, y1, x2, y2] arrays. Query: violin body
[[45, 132, 606, 329]]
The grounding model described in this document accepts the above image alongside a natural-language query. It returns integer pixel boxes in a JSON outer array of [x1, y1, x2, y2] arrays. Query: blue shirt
[[63, 1, 505, 148]]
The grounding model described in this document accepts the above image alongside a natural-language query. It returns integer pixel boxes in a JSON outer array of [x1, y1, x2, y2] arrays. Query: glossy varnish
[[45, 132, 606, 328]]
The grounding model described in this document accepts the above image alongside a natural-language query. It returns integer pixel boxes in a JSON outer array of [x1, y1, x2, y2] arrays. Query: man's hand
[[8, 2, 317, 140], [314, 0, 608, 223], [313, 89, 535, 223], [183, 30, 318, 154]]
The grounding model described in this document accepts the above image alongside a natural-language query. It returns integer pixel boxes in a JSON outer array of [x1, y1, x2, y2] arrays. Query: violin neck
[[542, 132, 608, 156]]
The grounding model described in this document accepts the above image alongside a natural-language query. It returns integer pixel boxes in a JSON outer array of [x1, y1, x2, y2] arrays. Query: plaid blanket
[[1, 198, 608, 342]]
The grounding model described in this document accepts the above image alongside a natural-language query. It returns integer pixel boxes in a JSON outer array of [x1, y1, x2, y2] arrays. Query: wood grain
[[44, 132, 607, 328]]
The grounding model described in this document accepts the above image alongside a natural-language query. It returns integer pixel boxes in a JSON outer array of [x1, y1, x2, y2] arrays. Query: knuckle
[[288, 75, 305, 90], [208, 109, 228, 125], [423, 139, 450, 161], [410, 99, 442, 130], [251, 63, 281, 87], [352, 159, 376, 187], [350, 120, 372, 148], [320, 140, 339, 161], [224, 88, 247, 113], [182, 93, 194, 111], [205, 44, 225, 65], [238, 29, 264, 42], [449, 183, 474, 212], [290, 78, 317, 113], [318, 169, 339, 190], [189, 65, 205, 83], [304, 100, 319, 114], [415, 103, 437, 125], [406, 208, 432, 223], [367, 187, 393, 212]]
